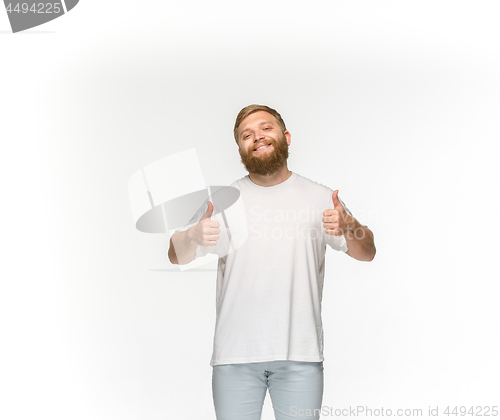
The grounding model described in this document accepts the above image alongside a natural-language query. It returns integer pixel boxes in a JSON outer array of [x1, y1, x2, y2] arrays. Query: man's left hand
[[323, 190, 356, 236]]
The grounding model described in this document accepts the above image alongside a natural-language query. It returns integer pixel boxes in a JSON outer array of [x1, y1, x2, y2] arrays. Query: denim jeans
[[212, 360, 324, 420]]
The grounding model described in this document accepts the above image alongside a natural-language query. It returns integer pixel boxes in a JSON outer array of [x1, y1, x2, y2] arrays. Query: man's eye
[[245, 135, 250, 138]]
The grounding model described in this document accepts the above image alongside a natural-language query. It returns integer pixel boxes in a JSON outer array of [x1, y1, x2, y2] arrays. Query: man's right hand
[[187, 201, 220, 247]]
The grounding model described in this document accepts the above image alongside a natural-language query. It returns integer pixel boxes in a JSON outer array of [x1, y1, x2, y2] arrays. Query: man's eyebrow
[[240, 121, 274, 135]]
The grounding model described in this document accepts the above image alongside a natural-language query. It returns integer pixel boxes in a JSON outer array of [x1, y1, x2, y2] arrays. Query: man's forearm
[[168, 228, 198, 265], [344, 219, 376, 262]]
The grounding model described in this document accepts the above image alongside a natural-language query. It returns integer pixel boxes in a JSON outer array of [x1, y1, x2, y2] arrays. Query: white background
[[1, 1, 499, 419]]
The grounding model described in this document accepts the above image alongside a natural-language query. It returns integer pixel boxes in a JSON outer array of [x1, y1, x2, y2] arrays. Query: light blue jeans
[[212, 360, 324, 420]]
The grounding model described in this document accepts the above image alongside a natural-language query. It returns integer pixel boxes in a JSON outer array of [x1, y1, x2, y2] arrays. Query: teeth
[[256, 144, 269, 151]]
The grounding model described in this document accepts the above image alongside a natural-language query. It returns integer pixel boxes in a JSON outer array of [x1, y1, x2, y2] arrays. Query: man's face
[[238, 111, 290, 176]]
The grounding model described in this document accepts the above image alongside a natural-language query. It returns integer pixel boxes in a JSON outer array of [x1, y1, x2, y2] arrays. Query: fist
[[188, 201, 221, 247], [323, 190, 355, 236]]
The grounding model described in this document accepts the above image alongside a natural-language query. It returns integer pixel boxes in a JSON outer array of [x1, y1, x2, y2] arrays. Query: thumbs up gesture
[[323, 190, 356, 236], [187, 201, 221, 247]]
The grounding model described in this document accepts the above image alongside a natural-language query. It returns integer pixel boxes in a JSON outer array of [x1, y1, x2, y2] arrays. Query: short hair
[[233, 104, 287, 146]]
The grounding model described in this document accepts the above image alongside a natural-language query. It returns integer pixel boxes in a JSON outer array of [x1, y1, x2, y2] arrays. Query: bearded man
[[169, 104, 376, 420]]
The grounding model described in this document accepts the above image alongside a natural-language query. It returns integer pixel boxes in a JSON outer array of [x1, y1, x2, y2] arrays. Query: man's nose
[[254, 132, 265, 141]]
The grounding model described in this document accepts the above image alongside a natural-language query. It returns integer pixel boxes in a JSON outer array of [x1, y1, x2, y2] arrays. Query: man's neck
[[248, 166, 293, 187]]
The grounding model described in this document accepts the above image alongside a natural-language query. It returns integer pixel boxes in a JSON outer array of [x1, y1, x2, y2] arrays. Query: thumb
[[332, 190, 342, 209], [201, 201, 214, 220]]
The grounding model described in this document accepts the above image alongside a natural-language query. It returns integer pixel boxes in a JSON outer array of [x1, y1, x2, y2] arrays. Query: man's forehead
[[240, 114, 276, 133]]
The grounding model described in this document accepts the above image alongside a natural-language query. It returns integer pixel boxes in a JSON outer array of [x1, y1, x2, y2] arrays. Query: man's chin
[[241, 157, 286, 176]]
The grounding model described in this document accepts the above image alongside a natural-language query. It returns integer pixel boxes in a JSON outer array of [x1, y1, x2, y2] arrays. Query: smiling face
[[237, 111, 291, 176]]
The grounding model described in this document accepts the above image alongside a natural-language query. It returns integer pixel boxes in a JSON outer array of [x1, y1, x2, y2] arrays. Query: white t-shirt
[[175, 172, 358, 367]]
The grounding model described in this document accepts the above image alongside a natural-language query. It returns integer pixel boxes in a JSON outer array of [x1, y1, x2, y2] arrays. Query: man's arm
[[344, 220, 376, 262], [323, 190, 376, 262], [168, 229, 198, 265], [168, 201, 220, 265]]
